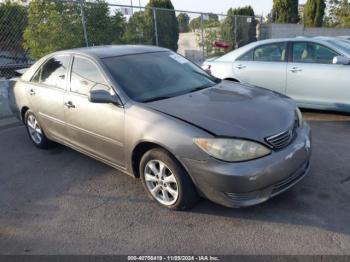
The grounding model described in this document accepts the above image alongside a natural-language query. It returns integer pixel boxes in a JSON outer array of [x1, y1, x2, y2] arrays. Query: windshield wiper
[[142, 96, 172, 103]]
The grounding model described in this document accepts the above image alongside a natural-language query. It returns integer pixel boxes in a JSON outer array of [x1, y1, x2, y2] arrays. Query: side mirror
[[333, 56, 350, 65], [88, 90, 121, 106]]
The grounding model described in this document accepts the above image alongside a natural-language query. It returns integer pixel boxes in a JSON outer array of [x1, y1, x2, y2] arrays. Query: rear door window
[[31, 55, 70, 90], [253, 42, 287, 62], [237, 49, 254, 61], [39, 55, 70, 89]]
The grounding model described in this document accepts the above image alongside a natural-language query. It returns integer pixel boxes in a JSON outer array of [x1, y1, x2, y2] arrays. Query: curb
[[303, 112, 350, 122]]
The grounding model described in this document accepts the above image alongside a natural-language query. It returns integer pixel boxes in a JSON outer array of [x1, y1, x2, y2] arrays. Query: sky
[[109, 0, 307, 17]]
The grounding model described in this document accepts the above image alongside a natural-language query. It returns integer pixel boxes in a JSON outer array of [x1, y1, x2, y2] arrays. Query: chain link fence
[[0, 0, 260, 79], [0, 1, 30, 79]]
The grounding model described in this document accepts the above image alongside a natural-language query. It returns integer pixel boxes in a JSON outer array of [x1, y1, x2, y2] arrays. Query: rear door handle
[[236, 64, 246, 70], [64, 101, 75, 109], [289, 67, 302, 73], [29, 89, 35, 96]]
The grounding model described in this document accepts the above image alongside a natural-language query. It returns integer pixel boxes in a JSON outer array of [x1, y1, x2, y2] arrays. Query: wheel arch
[[223, 77, 240, 82], [131, 141, 191, 180], [21, 106, 30, 123]]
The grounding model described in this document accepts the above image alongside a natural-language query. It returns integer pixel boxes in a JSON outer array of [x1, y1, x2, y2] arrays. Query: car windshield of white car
[[328, 40, 350, 53]]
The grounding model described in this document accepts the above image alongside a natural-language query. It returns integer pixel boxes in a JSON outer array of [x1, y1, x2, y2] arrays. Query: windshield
[[102, 51, 219, 102], [327, 39, 350, 53]]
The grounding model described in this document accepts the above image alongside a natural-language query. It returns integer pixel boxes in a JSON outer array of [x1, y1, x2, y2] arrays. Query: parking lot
[[0, 112, 349, 255]]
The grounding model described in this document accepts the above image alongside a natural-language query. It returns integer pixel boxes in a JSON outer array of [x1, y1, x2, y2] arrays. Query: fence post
[[234, 15, 237, 49], [259, 16, 263, 40], [153, 8, 159, 46], [80, 0, 89, 47], [200, 13, 204, 60], [130, 0, 134, 16]]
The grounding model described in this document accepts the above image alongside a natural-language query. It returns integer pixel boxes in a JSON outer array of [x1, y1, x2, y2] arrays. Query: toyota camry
[[9, 45, 312, 210]]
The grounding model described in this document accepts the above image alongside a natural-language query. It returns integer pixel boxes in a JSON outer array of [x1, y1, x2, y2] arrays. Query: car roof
[[246, 37, 335, 45], [54, 45, 170, 59], [20, 45, 170, 82], [214, 37, 350, 62]]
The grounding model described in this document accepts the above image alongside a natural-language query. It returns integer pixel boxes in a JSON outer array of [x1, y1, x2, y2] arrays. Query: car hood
[[143, 81, 296, 143]]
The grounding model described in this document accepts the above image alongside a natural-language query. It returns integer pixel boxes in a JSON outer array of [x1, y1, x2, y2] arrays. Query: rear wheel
[[140, 148, 199, 210], [25, 110, 52, 149]]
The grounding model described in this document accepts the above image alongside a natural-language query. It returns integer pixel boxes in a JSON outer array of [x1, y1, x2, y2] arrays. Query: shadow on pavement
[[0, 120, 350, 254]]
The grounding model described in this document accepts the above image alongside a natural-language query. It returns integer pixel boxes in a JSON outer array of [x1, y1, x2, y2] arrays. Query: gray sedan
[[203, 37, 350, 113], [9, 45, 311, 210]]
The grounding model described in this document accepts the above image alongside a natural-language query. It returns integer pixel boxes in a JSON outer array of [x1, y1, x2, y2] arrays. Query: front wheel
[[140, 148, 199, 210]]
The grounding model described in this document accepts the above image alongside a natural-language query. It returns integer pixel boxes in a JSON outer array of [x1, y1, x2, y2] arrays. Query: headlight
[[193, 138, 271, 162], [296, 107, 303, 127]]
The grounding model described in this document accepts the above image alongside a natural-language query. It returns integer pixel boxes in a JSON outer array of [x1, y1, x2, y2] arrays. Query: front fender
[[123, 103, 212, 174]]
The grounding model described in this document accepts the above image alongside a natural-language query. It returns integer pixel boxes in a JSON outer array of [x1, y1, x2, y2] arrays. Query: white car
[[202, 38, 350, 112], [338, 36, 350, 41]]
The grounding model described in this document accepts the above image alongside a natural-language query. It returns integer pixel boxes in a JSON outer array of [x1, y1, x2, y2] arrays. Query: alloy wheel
[[144, 160, 179, 206], [27, 114, 43, 145]]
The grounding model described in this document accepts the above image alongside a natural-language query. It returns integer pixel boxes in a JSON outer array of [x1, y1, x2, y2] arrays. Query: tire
[[25, 110, 52, 149], [140, 148, 199, 210]]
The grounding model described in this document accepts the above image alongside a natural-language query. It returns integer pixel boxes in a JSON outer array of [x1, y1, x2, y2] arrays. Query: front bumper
[[182, 123, 312, 208]]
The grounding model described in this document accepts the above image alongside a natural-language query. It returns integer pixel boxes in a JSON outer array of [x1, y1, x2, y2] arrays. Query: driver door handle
[[236, 64, 246, 70], [289, 67, 302, 73], [64, 101, 75, 109]]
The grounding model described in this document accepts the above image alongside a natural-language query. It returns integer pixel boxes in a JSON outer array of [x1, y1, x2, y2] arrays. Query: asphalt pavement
[[0, 120, 350, 255]]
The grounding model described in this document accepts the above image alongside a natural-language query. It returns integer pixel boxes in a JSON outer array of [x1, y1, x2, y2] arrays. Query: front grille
[[225, 192, 258, 202], [265, 122, 298, 150]]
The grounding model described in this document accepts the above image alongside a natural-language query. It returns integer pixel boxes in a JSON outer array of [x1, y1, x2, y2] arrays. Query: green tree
[[177, 13, 190, 33], [85, 1, 113, 46], [221, 6, 257, 49], [190, 14, 222, 57], [189, 16, 201, 31], [23, 0, 83, 59], [325, 0, 350, 27], [145, 0, 179, 51], [271, 0, 299, 23], [110, 11, 127, 44], [197, 28, 226, 57], [23, 0, 126, 59], [189, 13, 220, 31], [303, 0, 326, 27], [83, 1, 126, 46], [0, 1, 27, 55], [122, 11, 152, 44]]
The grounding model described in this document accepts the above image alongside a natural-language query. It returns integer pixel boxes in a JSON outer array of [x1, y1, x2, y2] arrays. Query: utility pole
[[200, 13, 204, 59], [153, 8, 159, 46], [80, 0, 88, 47], [234, 15, 237, 49], [130, 0, 133, 16]]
